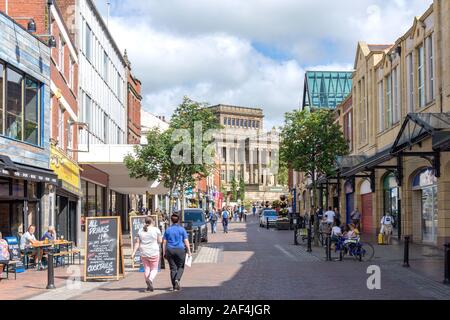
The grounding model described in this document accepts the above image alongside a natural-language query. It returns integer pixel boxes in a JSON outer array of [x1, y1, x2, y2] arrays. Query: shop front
[[0, 158, 58, 239], [50, 146, 82, 245]]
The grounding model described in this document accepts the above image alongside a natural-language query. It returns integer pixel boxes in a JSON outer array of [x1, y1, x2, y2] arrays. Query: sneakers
[[146, 279, 154, 292], [174, 280, 181, 291]]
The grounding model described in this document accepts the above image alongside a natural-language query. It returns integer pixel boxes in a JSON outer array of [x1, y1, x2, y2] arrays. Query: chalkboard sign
[[84, 217, 124, 281], [130, 216, 147, 269], [5, 237, 24, 273]]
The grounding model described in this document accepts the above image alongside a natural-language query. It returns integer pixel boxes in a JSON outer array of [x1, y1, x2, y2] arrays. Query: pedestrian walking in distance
[[350, 208, 361, 230], [132, 216, 162, 292], [163, 214, 192, 291], [222, 207, 230, 233], [209, 209, 218, 234]]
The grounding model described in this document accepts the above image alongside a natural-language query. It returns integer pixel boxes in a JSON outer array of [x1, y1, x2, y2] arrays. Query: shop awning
[[391, 113, 450, 154], [341, 147, 393, 178], [0, 156, 58, 185]]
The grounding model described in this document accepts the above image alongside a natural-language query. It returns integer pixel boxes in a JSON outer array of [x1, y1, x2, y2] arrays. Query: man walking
[[209, 209, 218, 234], [163, 214, 192, 291], [222, 207, 230, 233]]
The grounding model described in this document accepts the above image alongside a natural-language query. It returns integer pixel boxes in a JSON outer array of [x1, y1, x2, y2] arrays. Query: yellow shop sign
[[50, 146, 81, 194]]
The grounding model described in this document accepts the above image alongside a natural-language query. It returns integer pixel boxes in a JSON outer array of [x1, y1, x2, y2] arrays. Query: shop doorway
[[383, 173, 400, 238], [412, 168, 438, 244], [345, 180, 354, 224], [360, 180, 373, 234]]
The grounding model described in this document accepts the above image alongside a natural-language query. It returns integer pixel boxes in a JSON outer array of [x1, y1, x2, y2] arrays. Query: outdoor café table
[[29, 241, 73, 270]]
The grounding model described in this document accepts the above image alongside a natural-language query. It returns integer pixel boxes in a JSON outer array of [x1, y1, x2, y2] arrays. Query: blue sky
[[94, 0, 432, 129]]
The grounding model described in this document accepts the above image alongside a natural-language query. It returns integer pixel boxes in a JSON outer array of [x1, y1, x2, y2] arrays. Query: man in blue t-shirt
[[163, 214, 192, 291], [221, 208, 229, 233]]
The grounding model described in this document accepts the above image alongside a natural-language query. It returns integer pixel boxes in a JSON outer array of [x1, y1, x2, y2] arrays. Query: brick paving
[[3, 216, 450, 300]]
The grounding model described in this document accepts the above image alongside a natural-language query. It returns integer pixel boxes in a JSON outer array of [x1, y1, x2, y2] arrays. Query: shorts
[[383, 225, 393, 235]]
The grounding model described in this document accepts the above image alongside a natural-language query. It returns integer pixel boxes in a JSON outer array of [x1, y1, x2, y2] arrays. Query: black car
[[183, 208, 208, 242]]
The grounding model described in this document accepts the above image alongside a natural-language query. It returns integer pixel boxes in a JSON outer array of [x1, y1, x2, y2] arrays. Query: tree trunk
[[180, 184, 185, 222], [169, 188, 174, 216], [312, 172, 320, 247]]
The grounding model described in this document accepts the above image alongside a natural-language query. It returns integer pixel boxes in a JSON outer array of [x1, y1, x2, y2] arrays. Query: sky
[[94, 0, 432, 130]]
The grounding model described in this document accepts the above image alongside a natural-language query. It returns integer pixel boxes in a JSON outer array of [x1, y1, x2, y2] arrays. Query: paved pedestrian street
[[14, 216, 446, 301]]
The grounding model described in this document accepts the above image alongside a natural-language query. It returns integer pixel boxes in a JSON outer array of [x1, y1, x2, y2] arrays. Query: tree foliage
[[124, 97, 221, 217], [239, 177, 245, 202]]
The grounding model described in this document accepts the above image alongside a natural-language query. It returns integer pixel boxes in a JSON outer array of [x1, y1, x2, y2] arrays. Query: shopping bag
[[378, 233, 384, 245], [185, 255, 192, 268]]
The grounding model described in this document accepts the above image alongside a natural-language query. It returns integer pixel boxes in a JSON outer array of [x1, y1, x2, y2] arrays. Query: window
[[5, 67, 23, 141], [59, 37, 65, 74], [0, 64, 4, 134], [426, 35, 435, 102], [392, 66, 400, 124], [359, 78, 367, 144], [227, 118, 231, 126], [24, 78, 40, 145], [232, 118, 235, 126], [244, 120, 247, 128], [67, 121, 73, 154], [103, 51, 108, 81], [418, 45, 425, 108], [240, 119, 243, 127], [58, 105, 64, 148], [223, 117, 227, 125], [256, 121, 260, 129], [386, 75, 392, 127], [85, 23, 92, 62], [407, 54, 414, 112], [378, 80, 385, 132], [69, 58, 74, 90], [252, 120, 256, 128]]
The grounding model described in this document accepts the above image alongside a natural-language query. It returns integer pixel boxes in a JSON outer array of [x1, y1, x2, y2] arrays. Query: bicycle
[[333, 236, 375, 262]]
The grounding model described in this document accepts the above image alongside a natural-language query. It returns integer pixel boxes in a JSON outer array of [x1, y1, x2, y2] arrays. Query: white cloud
[[99, 0, 433, 127]]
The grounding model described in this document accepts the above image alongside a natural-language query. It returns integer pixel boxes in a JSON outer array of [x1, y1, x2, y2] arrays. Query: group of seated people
[[330, 223, 360, 245], [0, 225, 58, 273]]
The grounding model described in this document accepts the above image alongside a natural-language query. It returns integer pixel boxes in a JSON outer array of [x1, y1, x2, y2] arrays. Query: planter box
[[276, 221, 291, 230]]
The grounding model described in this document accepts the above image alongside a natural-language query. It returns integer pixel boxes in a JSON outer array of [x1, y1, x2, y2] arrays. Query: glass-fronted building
[[301, 71, 353, 110]]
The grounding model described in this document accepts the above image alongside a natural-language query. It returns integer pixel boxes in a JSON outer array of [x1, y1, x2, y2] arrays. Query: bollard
[[307, 227, 312, 253], [403, 236, 410, 268], [325, 236, 331, 261], [46, 252, 56, 290], [294, 223, 298, 246], [267, 217, 269, 230], [444, 243, 450, 285]]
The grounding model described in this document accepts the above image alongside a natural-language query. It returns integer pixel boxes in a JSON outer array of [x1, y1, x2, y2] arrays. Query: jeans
[[222, 218, 229, 233], [166, 248, 186, 287], [210, 221, 217, 233]]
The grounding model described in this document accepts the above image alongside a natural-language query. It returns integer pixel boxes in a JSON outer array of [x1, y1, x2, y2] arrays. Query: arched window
[[383, 173, 399, 233], [412, 168, 437, 189]]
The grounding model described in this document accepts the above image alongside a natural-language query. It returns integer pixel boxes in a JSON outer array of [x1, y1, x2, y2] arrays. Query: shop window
[[97, 185, 105, 215], [0, 178, 9, 197], [6, 67, 23, 141], [87, 181, 96, 216], [383, 173, 399, 235], [24, 78, 40, 145], [12, 180, 24, 198]]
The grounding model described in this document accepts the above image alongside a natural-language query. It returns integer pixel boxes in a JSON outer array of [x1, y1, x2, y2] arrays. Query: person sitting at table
[[0, 232, 10, 281], [41, 226, 56, 241], [20, 225, 42, 269]]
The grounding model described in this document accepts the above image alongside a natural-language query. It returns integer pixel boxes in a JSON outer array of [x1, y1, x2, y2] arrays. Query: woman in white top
[[132, 217, 162, 292]]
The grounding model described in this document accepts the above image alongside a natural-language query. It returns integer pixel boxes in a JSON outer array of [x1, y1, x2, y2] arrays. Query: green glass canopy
[[302, 71, 353, 110]]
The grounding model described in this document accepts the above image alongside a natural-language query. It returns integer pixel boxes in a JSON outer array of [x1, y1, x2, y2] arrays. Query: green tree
[[125, 97, 221, 219], [280, 109, 348, 244], [239, 177, 245, 202], [231, 178, 238, 202]]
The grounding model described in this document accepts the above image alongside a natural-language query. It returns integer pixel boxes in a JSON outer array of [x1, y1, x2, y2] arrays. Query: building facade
[[0, 10, 58, 239], [124, 51, 142, 145], [302, 1, 450, 247], [208, 105, 285, 203]]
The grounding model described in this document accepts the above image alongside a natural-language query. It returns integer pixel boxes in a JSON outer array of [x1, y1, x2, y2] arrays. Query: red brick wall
[[127, 72, 142, 144], [0, 0, 47, 35]]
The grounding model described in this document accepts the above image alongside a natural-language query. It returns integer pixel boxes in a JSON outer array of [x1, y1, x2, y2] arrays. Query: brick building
[[124, 50, 142, 145]]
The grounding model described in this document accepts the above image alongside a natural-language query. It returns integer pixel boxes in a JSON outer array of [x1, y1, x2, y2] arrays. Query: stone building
[[208, 105, 285, 203], [299, 1, 450, 247]]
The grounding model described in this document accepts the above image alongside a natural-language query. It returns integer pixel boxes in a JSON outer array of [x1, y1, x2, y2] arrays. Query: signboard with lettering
[[84, 217, 124, 281], [130, 216, 147, 269]]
